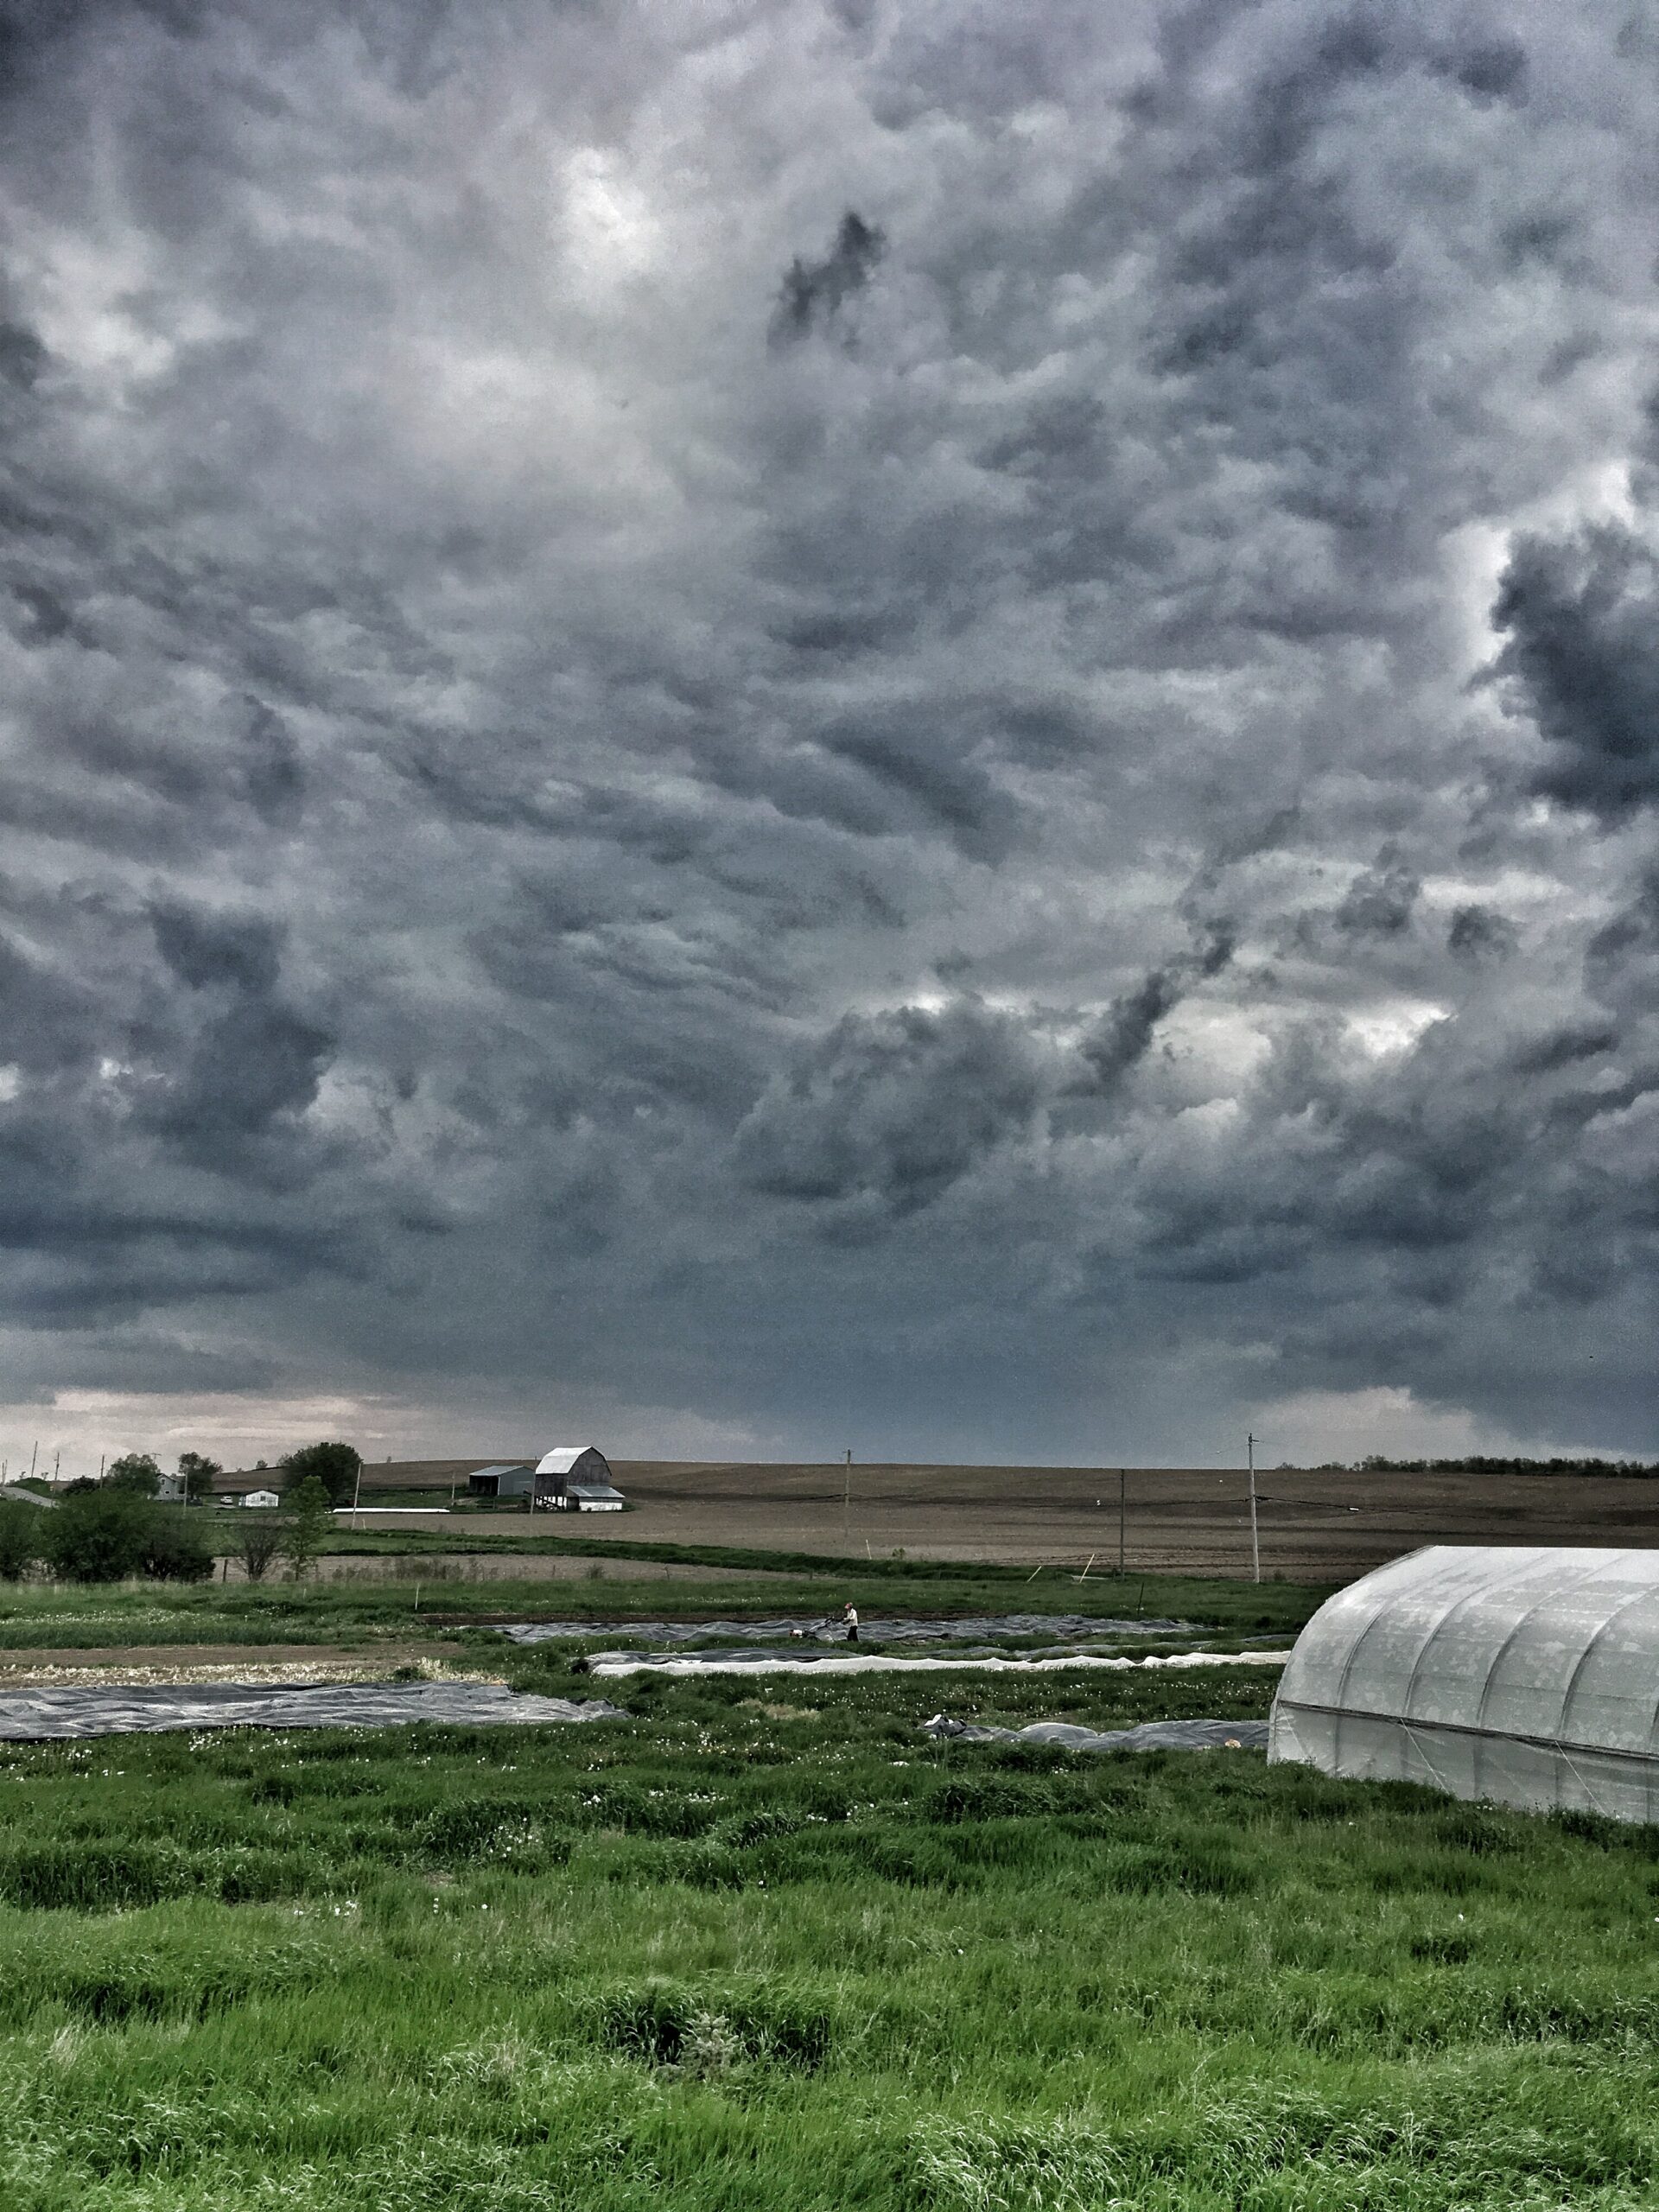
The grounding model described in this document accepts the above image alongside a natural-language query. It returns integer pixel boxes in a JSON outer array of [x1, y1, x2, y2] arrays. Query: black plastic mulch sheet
[[500, 1612, 1192, 1646], [921, 1715, 1270, 1753], [0, 1682, 629, 1743]]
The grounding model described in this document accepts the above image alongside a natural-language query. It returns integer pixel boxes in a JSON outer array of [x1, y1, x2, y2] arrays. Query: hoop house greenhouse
[[1269, 1546, 1659, 1823]]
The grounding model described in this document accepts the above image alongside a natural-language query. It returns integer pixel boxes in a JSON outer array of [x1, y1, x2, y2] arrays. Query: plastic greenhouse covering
[[1269, 1546, 1659, 1823]]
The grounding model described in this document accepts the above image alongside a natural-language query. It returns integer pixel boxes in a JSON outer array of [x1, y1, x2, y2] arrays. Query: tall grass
[[1, 1662, 1657, 2206]]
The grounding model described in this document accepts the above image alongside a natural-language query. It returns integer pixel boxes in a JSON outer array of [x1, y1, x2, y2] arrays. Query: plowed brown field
[[337, 1460, 1659, 1580]]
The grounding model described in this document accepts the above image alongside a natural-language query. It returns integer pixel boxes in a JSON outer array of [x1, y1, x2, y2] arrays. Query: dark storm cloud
[[1072, 925, 1235, 1095], [1509, 1020, 1618, 1075], [1077, 967, 1186, 1094], [1587, 869, 1659, 973], [1431, 35, 1529, 105], [0, 931, 95, 1072], [1332, 854, 1421, 941], [1447, 905, 1518, 962], [140, 924, 338, 1164], [772, 211, 887, 345], [161, 999, 334, 1141], [814, 727, 1012, 858], [151, 903, 282, 995], [734, 1001, 1044, 1219], [0, 321, 45, 389], [243, 699, 305, 824], [1493, 523, 1659, 819], [0, 0, 1654, 1465]]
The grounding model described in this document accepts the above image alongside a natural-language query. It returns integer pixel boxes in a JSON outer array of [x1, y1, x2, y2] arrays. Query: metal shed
[[1269, 1545, 1659, 1823], [467, 1464, 536, 1500]]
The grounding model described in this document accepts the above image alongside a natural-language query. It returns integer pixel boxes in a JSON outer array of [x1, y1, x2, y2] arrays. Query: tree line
[[0, 1439, 364, 1584], [1279, 1455, 1659, 1477], [55, 1439, 363, 1506]]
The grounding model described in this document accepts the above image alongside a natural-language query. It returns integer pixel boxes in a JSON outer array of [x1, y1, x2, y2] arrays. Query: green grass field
[[0, 1561, 1326, 1649], [3, 1629, 1658, 2209]]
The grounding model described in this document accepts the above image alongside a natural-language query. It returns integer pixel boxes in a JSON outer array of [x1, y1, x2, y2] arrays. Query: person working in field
[[842, 1602, 859, 1643]]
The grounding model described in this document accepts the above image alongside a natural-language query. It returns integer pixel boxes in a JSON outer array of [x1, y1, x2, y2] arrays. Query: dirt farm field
[[343, 1460, 1659, 1580]]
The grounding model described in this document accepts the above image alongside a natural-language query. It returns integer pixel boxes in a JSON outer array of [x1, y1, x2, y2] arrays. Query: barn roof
[[534, 1446, 611, 1477]]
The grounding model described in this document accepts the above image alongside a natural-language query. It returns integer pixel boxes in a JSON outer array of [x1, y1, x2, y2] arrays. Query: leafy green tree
[[142, 1510, 213, 1582], [105, 1452, 163, 1496], [0, 1507, 39, 1581], [278, 1440, 361, 1509], [282, 1476, 334, 1579], [42, 1488, 156, 1580], [176, 1451, 222, 1503]]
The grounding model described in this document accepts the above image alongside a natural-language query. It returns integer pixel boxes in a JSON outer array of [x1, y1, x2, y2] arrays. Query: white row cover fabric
[[582, 1649, 1291, 1679], [1269, 1546, 1659, 1823]]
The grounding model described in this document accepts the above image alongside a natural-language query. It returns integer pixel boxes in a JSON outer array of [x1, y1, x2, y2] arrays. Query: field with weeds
[[3, 1638, 1659, 2208], [0, 1561, 1328, 1652]]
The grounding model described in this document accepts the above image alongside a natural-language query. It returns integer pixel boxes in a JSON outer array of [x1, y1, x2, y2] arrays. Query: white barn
[[533, 1447, 625, 1510], [1270, 1546, 1659, 1824]]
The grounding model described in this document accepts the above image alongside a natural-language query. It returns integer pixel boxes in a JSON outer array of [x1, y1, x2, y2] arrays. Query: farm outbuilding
[[534, 1448, 625, 1510], [467, 1464, 536, 1500], [1270, 1546, 1659, 1824]]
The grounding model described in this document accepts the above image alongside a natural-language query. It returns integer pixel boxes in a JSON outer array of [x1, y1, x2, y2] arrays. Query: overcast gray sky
[[1, 0, 1655, 1474]]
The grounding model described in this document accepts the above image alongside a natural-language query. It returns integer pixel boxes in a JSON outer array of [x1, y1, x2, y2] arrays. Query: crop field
[[343, 1459, 1659, 1580], [1, 1563, 1657, 2209]]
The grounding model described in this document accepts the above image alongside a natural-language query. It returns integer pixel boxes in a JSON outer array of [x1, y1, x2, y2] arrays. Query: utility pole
[[350, 1457, 363, 1531], [1247, 1433, 1261, 1585], [1118, 1469, 1126, 1574], [842, 1448, 851, 1546]]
